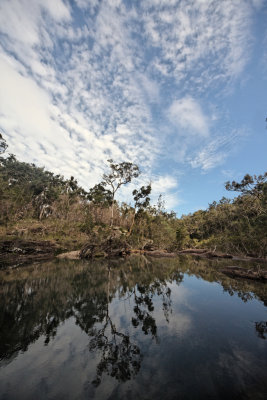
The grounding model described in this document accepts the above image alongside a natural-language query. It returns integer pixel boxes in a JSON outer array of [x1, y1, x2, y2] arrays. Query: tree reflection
[[75, 265, 142, 386], [89, 314, 141, 386], [131, 281, 172, 340], [1, 255, 267, 388], [60, 258, 177, 386], [177, 255, 267, 306], [255, 321, 267, 339]]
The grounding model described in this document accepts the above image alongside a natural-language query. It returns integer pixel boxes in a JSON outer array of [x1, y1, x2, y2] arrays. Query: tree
[[175, 221, 189, 250], [87, 183, 112, 206], [225, 172, 267, 199], [102, 159, 140, 226], [156, 194, 165, 216], [0, 133, 8, 154], [128, 184, 151, 235]]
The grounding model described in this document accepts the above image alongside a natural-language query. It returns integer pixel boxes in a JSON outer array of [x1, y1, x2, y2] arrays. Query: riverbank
[[1, 240, 267, 279]]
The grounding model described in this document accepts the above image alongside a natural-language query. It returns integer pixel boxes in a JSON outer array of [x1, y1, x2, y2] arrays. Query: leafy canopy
[[102, 159, 140, 196]]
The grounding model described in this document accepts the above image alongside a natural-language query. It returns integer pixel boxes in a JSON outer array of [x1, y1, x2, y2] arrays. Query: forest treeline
[[0, 134, 266, 257]]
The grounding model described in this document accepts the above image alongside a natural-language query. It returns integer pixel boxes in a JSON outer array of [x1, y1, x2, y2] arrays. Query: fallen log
[[221, 266, 267, 281], [144, 250, 177, 258], [178, 249, 208, 254], [178, 249, 233, 259]]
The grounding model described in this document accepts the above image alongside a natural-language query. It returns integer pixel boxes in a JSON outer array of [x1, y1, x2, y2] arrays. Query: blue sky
[[0, 0, 266, 215]]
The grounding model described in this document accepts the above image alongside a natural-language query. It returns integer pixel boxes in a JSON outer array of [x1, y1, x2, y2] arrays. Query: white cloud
[[0, 0, 261, 209], [0, 57, 53, 137], [0, 0, 70, 45], [151, 175, 177, 193], [142, 0, 254, 89], [150, 175, 180, 210], [116, 172, 180, 211], [138, 74, 160, 103], [168, 97, 209, 136], [0, 0, 161, 192]]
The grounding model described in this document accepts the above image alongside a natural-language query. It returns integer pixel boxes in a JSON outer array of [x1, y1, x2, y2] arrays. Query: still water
[[0, 255, 267, 400]]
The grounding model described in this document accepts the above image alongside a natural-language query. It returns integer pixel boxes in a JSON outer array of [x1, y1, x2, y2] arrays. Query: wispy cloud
[[189, 128, 247, 171]]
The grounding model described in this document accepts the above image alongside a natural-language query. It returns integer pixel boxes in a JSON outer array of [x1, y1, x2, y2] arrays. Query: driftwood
[[178, 249, 233, 259], [221, 266, 267, 281], [80, 229, 131, 259]]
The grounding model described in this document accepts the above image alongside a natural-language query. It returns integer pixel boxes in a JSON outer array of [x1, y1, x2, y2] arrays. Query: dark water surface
[[0, 255, 267, 400]]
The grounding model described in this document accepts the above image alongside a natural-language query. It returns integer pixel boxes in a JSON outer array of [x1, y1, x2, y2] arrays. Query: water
[[0, 255, 267, 399]]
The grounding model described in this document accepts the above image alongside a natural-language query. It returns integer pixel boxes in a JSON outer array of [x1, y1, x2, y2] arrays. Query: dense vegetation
[[0, 134, 266, 257], [178, 173, 267, 257]]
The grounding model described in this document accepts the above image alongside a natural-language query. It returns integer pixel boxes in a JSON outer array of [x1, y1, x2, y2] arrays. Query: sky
[[0, 0, 266, 215]]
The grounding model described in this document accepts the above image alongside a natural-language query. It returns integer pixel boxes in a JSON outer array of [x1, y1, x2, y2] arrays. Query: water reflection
[[0, 255, 267, 397], [255, 321, 267, 339], [0, 258, 179, 374], [78, 265, 142, 386], [72, 260, 178, 386]]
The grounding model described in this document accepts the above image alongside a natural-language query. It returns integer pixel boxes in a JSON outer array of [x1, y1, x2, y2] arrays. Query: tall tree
[[102, 159, 140, 226]]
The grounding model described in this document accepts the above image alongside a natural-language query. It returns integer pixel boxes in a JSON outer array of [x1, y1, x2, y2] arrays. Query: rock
[[57, 250, 80, 260], [10, 228, 28, 237], [12, 247, 24, 253], [0, 239, 59, 267]]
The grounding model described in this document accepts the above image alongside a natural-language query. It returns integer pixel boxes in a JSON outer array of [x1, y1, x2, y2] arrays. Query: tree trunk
[[127, 209, 136, 236], [110, 201, 114, 226]]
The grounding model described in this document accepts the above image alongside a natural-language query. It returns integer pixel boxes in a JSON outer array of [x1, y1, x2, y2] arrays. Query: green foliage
[[132, 184, 151, 213], [102, 159, 140, 226], [102, 159, 140, 194], [179, 172, 267, 257], [88, 184, 113, 206], [175, 222, 189, 250], [0, 133, 8, 154], [225, 172, 267, 198], [149, 217, 177, 250], [0, 154, 88, 223], [79, 210, 95, 234]]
